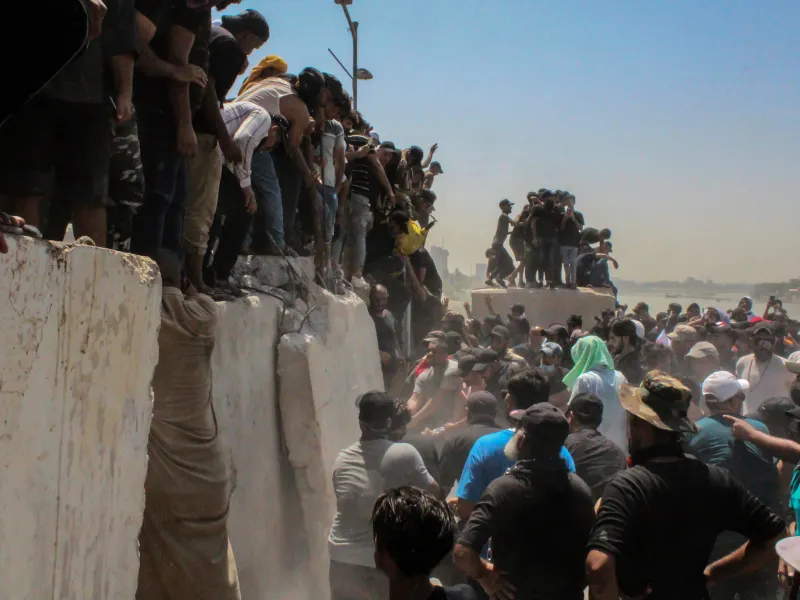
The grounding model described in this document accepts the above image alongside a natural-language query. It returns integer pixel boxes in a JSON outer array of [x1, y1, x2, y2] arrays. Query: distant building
[[475, 263, 487, 283], [429, 246, 449, 278]]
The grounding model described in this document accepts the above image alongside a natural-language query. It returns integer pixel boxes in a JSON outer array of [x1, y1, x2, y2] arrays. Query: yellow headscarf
[[238, 55, 289, 96]]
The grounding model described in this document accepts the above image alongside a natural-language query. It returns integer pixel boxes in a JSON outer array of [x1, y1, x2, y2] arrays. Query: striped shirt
[[221, 101, 272, 188]]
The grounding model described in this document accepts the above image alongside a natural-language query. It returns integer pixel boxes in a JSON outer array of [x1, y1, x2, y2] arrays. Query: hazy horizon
[[221, 0, 799, 282]]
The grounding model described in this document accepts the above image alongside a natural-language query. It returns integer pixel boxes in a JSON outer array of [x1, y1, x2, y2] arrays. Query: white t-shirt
[[569, 368, 629, 453], [312, 119, 346, 187], [328, 439, 435, 566], [735, 354, 795, 414]]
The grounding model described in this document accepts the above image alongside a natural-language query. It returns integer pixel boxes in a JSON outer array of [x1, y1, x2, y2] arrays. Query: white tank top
[[236, 77, 295, 117]]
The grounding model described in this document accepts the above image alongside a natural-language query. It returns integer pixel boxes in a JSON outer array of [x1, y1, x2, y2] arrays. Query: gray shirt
[[413, 360, 463, 428], [328, 439, 435, 566]]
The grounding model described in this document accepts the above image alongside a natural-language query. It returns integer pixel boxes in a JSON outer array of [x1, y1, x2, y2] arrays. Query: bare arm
[[367, 153, 395, 204], [283, 98, 317, 189], [334, 143, 345, 195], [420, 143, 438, 169], [586, 550, 620, 600], [110, 53, 135, 122], [723, 416, 800, 462], [706, 533, 785, 585], [200, 79, 241, 163], [345, 144, 370, 160], [408, 391, 445, 431], [166, 24, 198, 157]]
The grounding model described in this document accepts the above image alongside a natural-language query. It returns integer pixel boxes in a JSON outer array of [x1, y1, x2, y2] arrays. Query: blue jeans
[[251, 150, 284, 249], [131, 111, 186, 259], [332, 192, 373, 272], [561, 246, 578, 286], [317, 184, 338, 243]]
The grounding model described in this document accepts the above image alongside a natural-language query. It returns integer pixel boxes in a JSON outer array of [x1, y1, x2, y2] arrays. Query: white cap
[[701, 371, 750, 403], [787, 351, 800, 375], [631, 320, 646, 340], [777, 537, 800, 573]]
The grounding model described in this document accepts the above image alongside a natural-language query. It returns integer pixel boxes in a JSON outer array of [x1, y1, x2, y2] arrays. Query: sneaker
[[351, 276, 370, 290], [485, 279, 497, 288], [497, 279, 508, 289]]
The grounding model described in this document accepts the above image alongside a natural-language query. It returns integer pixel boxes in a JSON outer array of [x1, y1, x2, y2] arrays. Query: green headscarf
[[562, 335, 615, 389]]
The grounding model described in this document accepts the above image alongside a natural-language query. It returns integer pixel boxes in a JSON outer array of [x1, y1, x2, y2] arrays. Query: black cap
[[566, 393, 604, 425], [222, 9, 270, 40], [510, 303, 525, 315], [407, 146, 424, 164], [491, 325, 511, 340], [758, 396, 795, 418], [456, 355, 483, 376], [430, 160, 443, 173], [510, 403, 569, 451], [356, 391, 397, 431], [752, 323, 775, 337], [474, 348, 499, 364], [380, 141, 397, 151], [466, 391, 498, 416], [445, 331, 462, 341], [499, 199, 514, 207], [483, 314, 503, 325], [543, 324, 568, 338], [423, 330, 447, 343]]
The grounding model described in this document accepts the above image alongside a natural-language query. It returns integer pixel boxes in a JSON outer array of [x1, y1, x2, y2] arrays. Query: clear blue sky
[[220, 0, 800, 283]]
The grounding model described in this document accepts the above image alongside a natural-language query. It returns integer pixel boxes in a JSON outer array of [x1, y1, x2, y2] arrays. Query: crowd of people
[[486, 188, 617, 292], [340, 291, 800, 599], [7, 3, 800, 600], [0, 1, 447, 598], [0, 0, 447, 313]]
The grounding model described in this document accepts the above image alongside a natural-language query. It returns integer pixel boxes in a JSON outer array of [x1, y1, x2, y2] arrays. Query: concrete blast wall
[[471, 287, 616, 330], [0, 238, 161, 600], [1, 242, 381, 600]]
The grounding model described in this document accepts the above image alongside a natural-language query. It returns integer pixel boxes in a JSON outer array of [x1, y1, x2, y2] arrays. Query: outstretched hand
[[722, 415, 758, 442]]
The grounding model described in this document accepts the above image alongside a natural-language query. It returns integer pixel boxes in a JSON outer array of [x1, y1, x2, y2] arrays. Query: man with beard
[[407, 339, 462, 432], [455, 370, 576, 523], [608, 318, 644, 385], [586, 371, 786, 600], [454, 403, 595, 600], [633, 302, 658, 334], [736, 323, 795, 414]]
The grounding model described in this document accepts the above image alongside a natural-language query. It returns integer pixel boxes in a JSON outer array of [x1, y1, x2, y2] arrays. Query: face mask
[[539, 362, 556, 375]]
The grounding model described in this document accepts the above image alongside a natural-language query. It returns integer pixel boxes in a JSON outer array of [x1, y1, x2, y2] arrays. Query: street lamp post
[[334, 0, 361, 110]]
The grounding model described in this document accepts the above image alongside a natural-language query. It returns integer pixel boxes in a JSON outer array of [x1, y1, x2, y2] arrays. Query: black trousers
[[205, 169, 252, 282]]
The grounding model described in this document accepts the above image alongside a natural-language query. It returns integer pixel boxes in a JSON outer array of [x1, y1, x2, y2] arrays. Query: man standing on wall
[[184, 9, 269, 292]]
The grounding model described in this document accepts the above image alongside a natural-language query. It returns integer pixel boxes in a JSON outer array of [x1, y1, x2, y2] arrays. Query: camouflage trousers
[[108, 117, 145, 251]]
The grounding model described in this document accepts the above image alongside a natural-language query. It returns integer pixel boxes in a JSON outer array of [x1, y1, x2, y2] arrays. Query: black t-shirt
[[558, 210, 585, 247], [588, 456, 786, 599], [547, 366, 570, 396], [458, 461, 595, 600], [133, 0, 211, 120], [347, 135, 378, 200], [493, 214, 512, 244], [438, 420, 502, 489], [564, 429, 627, 500], [614, 350, 644, 385], [532, 204, 562, 239], [193, 26, 246, 134]]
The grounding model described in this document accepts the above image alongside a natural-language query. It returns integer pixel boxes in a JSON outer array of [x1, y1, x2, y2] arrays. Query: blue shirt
[[791, 465, 800, 536], [456, 428, 576, 504], [688, 415, 770, 467]]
